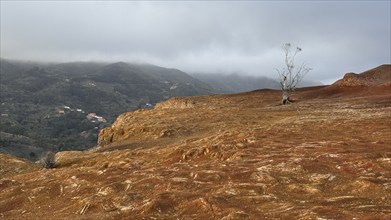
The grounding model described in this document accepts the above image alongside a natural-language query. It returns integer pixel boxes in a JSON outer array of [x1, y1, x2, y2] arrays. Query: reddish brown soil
[[1, 65, 390, 219]]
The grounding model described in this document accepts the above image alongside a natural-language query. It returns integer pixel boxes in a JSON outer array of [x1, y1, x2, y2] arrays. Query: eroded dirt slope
[[1, 66, 391, 219]]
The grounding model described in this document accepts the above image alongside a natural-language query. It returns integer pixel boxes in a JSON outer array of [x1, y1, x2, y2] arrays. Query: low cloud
[[1, 1, 390, 83]]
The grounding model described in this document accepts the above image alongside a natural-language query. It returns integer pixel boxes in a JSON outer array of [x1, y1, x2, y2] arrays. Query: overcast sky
[[1, 1, 390, 83]]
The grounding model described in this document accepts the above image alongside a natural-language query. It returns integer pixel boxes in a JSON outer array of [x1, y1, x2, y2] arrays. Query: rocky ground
[[1, 65, 390, 219]]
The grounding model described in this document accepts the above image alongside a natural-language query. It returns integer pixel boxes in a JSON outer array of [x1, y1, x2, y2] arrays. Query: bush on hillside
[[39, 151, 56, 169]]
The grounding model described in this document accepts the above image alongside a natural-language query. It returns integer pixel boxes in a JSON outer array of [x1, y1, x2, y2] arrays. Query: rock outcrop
[[333, 64, 391, 87]]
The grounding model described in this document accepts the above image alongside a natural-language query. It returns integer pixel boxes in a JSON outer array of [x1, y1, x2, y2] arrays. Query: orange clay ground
[[1, 65, 390, 219]]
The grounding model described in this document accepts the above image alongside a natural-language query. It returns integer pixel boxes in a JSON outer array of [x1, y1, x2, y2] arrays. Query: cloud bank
[[1, 1, 390, 83]]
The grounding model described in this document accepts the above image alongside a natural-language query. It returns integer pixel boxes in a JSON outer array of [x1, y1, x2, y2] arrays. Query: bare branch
[[275, 43, 312, 104]]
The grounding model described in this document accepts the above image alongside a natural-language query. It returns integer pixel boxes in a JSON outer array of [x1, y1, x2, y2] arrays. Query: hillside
[[191, 73, 322, 93], [309, 64, 391, 98], [333, 64, 391, 87], [0, 59, 215, 160], [1, 65, 390, 219], [190, 73, 280, 93]]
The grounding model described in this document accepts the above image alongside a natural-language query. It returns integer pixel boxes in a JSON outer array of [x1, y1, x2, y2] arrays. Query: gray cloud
[[1, 1, 390, 83]]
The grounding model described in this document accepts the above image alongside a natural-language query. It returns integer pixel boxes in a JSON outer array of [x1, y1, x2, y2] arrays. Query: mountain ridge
[[0, 59, 216, 160], [190, 72, 322, 93]]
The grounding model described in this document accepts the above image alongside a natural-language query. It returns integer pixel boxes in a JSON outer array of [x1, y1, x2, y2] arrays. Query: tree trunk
[[282, 90, 291, 104]]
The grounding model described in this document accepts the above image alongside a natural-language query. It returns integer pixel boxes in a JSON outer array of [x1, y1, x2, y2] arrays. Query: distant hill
[[313, 64, 391, 98], [332, 64, 391, 87], [0, 59, 215, 160], [191, 73, 322, 93]]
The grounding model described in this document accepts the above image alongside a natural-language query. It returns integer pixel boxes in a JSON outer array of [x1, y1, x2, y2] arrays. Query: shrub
[[39, 151, 56, 169]]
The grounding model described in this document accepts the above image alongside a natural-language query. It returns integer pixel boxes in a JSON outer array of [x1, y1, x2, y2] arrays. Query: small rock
[[250, 172, 276, 184]]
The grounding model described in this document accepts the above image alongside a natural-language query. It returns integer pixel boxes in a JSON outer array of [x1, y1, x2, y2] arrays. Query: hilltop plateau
[[0, 65, 390, 219]]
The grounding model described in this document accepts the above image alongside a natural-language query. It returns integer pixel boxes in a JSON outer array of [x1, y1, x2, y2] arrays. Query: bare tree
[[276, 43, 312, 104]]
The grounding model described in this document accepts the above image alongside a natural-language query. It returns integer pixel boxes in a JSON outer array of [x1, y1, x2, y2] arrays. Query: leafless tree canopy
[[276, 43, 312, 104]]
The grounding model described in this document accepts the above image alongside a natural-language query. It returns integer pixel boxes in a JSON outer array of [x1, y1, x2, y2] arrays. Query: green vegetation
[[0, 59, 215, 160]]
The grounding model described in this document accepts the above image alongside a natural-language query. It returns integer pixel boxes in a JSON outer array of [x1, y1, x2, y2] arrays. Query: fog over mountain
[[1, 1, 390, 84], [190, 73, 323, 93], [1, 2, 390, 217]]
